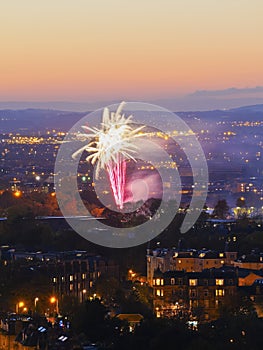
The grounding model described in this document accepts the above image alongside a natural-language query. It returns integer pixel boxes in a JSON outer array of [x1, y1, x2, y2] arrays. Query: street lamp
[[50, 296, 59, 315], [34, 297, 39, 312], [82, 289, 87, 302], [16, 301, 25, 314]]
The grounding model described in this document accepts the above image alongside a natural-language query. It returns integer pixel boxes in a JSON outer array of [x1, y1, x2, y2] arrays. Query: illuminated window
[[219, 253, 224, 258], [189, 279, 198, 286], [53, 277, 57, 283], [171, 278, 175, 285], [178, 260, 182, 264], [216, 289, 225, 296], [161, 279, 164, 286], [156, 278, 160, 286], [69, 275, 74, 282], [153, 279, 156, 285], [69, 284, 73, 291], [82, 273, 86, 280], [216, 279, 224, 286], [156, 289, 164, 297]]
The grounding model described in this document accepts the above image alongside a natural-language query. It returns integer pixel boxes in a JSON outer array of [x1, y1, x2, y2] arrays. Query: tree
[[72, 298, 108, 341], [212, 200, 229, 219]]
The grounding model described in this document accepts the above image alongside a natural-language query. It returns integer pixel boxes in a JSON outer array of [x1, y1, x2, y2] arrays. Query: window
[[228, 279, 233, 285], [156, 278, 161, 286], [156, 289, 164, 297], [69, 284, 73, 291], [190, 289, 197, 298], [216, 279, 224, 286], [69, 275, 74, 282], [219, 253, 224, 258], [204, 289, 209, 297], [189, 279, 198, 286], [82, 273, 86, 280], [153, 279, 156, 286], [52, 277, 57, 283], [203, 279, 208, 286], [161, 279, 164, 286], [178, 278, 183, 285], [171, 278, 175, 285], [204, 300, 209, 308], [216, 289, 225, 296]]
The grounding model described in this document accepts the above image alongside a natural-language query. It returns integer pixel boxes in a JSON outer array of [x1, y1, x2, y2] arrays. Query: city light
[[13, 190, 22, 197]]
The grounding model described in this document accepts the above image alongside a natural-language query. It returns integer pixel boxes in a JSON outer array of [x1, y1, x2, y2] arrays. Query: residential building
[[152, 268, 237, 321]]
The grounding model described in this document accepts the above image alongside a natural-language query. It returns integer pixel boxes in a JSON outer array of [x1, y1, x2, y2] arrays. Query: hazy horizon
[[1, 86, 263, 112]]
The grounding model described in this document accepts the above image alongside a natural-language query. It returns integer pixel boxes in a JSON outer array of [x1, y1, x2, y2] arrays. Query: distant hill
[[0, 109, 86, 133], [0, 103, 262, 133]]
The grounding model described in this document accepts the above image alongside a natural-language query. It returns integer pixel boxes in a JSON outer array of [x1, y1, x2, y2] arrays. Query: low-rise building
[[152, 268, 238, 322], [234, 252, 263, 270], [147, 247, 237, 286]]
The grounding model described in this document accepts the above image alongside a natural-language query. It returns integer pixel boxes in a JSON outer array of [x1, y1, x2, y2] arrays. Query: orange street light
[[50, 296, 59, 314], [14, 191, 22, 198], [34, 297, 39, 310], [16, 301, 25, 313]]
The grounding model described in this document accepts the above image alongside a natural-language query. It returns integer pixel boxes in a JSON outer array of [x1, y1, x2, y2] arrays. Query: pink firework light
[[72, 102, 146, 209], [106, 155, 127, 209]]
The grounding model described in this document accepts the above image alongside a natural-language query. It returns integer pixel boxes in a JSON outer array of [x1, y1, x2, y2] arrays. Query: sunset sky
[[1, 0, 263, 104]]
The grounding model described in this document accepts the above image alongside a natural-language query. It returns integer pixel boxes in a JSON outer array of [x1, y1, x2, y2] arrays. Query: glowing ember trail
[[106, 155, 126, 209], [72, 102, 146, 209]]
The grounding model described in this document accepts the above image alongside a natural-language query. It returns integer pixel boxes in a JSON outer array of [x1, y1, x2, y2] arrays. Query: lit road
[[0, 334, 31, 350]]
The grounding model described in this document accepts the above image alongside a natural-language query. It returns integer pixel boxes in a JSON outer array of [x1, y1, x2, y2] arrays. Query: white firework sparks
[[72, 101, 145, 178], [72, 102, 146, 209]]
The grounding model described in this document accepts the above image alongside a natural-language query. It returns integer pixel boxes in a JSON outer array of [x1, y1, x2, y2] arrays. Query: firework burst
[[72, 102, 145, 209]]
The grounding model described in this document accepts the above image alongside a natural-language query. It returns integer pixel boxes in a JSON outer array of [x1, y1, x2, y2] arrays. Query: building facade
[[152, 268, 237, 321], [147, 248, 237, 286]]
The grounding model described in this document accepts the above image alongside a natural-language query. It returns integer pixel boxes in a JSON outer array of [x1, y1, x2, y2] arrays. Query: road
[[0, 334, 32, 350]]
